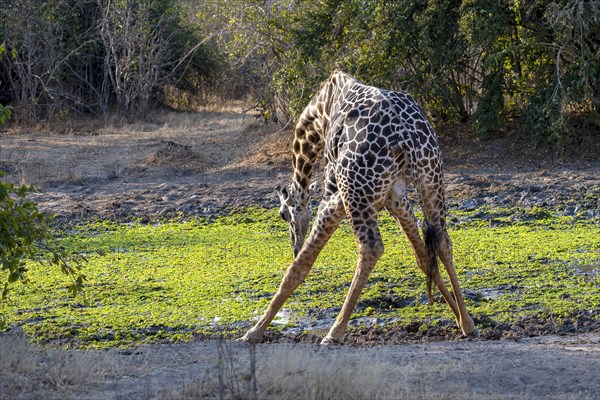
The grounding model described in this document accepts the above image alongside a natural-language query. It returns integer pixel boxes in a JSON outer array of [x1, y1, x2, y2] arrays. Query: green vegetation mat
[[1, 208, 598, 348]]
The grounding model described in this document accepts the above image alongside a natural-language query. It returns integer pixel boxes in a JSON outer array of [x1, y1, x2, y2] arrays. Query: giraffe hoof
[[320, 335, 341, 346], [462, 326, 480, 338], [237, 328, 263, 343]]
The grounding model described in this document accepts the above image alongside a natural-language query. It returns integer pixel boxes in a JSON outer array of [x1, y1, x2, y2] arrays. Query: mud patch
[[135, 140, 214, 172], [256, 310, 600, 346], [571, 262, 600, 279], [574, 263, 599, 273], [463, 285, 522, 301]]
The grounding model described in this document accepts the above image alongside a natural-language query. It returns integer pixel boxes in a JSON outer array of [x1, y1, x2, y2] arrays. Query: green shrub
[[0, 174, 85, 301]]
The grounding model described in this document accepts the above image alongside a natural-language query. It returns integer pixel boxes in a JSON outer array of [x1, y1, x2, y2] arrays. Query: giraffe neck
[[290, 106, 321, 200], [290, 71, 353, 202]]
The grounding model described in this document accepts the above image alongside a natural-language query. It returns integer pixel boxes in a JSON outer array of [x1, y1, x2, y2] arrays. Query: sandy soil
[[0, 110, 599, 398]]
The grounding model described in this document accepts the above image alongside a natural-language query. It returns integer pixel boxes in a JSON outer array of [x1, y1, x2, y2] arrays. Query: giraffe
[[240, 70, 478, 345]]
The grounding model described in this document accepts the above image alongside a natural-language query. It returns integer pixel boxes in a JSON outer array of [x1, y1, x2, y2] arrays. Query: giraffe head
[[276, 182, 317, 257]]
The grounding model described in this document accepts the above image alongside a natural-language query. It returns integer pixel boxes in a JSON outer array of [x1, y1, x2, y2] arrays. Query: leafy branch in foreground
[[0, 173, 86, 300], [0, 104, 12, 126]]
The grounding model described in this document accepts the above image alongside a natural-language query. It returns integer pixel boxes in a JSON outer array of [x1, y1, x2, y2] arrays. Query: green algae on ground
[[1, 208, 598, 348]]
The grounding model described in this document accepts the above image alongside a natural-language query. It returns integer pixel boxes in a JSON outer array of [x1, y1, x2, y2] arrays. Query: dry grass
[[2, 331, 597, 400], [2, 332, 442, 400], [0, 332, 454, 400], [133, 140, 215, 174], [160, 339, 599, 400], [160, 341, 450, 400], [232, 127, 292, 169], [0, 330, 123, 400], [0, 109, 285, 188]]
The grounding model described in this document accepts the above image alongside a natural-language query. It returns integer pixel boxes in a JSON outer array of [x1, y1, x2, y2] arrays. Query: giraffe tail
[[422, 221, 439, 303]]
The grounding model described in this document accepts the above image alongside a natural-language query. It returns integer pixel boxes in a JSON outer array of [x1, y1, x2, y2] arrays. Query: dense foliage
[[0, 0, 223, 121], [222, 0, 599, 143], [1, 0, 598, 142]]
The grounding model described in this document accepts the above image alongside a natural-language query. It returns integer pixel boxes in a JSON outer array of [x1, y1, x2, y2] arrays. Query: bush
[[0, 0, 224, 122], [0, 175, 85, 301], [221, 0, 599, 144], [0, 104, 11, 126]]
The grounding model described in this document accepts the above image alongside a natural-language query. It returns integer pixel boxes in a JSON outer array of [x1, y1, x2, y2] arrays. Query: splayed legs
[[239, 196, 345, 343]]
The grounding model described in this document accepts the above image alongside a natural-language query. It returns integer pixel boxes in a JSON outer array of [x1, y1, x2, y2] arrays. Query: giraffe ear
[[276, 185, 289, 201]]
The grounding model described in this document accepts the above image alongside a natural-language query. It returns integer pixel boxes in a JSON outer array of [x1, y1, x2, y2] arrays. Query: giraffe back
[[321, 74, 444, 209]]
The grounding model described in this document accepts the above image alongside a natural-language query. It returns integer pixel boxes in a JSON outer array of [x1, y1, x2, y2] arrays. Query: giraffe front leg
[[322, 214, 384, 345], [239, 196, 345, 343], [239, 253, 313, 343]]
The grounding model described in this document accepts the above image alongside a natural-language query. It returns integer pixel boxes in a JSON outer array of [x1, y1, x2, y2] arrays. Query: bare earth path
[[1, 330, 599, 399], [1, 110, 599, 399]]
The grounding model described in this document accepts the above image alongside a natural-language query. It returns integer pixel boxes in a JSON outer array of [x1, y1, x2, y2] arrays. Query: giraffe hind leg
[[384, 193, 461, 325], [418, 184, 478, 337], [437, 229, 478, 337]]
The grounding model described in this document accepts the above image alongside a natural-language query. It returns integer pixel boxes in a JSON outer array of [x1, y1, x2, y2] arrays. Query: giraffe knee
[[374, 240, 384, 259], [361, 239, 384, 261], [354, 241, 383, 283], [438, 230, 451, 246]]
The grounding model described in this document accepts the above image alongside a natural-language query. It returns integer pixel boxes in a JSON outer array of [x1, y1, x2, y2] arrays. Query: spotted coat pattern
[[241, 71, 478, 345]]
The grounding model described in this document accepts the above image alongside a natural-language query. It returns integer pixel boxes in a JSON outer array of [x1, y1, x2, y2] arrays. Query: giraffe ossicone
[[240, 70, 478, 345]]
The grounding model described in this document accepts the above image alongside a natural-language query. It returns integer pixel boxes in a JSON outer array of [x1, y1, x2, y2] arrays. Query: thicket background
[[1, 0, 598, 145]]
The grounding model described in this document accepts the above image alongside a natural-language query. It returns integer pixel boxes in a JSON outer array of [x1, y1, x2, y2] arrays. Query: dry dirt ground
[[0, 109, 599, 399], [0, 110, 598, 223], [1, 329, 599, 399]]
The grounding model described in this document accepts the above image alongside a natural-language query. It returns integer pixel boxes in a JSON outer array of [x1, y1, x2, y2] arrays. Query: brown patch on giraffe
[[308, 133, 320, 144], [317, 102, 324, 115]]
